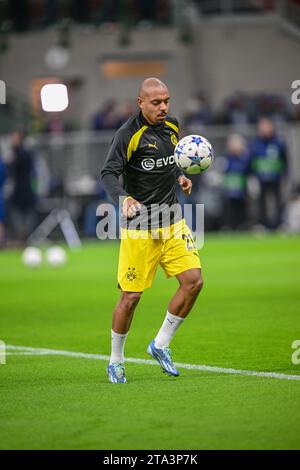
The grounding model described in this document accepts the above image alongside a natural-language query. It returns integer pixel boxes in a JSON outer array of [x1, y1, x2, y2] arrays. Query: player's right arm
[[100, 129, 141, 218], [122, 195, 141, 218]]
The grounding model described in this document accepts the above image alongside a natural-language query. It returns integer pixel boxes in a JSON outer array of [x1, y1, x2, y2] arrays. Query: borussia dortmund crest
[[171, 133, 178, 146], [126, 267, 137, 281]]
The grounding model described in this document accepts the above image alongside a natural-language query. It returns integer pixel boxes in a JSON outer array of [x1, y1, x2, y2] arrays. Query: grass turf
[[0, 234, 300, 449]]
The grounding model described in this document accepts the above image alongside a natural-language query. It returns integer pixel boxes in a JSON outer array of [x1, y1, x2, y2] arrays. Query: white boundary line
[[6, 344, 300, 382]]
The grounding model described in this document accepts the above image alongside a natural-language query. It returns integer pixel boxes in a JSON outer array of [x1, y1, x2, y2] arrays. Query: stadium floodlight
[[41, 83, 69, 112]]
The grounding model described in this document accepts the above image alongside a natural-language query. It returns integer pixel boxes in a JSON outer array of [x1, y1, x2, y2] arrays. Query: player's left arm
[[178, 174, 192, 195]]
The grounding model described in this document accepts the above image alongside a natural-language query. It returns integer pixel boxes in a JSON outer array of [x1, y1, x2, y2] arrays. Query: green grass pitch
[[0, 234, 300, 450]]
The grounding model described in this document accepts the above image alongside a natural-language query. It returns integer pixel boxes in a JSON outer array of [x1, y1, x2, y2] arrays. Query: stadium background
[[0, 0, 300, 451]]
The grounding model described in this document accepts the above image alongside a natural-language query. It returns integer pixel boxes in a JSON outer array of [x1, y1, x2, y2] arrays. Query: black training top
[[100, 111, 183, 228]]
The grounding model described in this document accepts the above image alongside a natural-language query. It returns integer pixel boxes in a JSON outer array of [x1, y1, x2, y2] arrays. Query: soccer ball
[[22, 247, 42, 268], [174, 134, 214, 175], [46, 246, 67, 267]]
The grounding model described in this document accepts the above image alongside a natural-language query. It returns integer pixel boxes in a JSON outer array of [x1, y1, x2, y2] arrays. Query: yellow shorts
[[118, 219, 201, 292]]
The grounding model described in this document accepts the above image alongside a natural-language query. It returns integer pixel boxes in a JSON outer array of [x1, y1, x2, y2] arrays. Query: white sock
[[110, 330, 128, 364], [154, 311, 184, 349]]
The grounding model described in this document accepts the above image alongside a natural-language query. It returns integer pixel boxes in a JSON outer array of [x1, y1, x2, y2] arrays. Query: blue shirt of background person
[[10, 132, 37, 211], [221, 134, 251, 200], [249, 117, 287, 183], [0, 156, 6, 222]]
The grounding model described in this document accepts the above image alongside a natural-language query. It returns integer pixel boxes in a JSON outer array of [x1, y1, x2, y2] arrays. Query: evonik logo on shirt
[[141, 155, 175, 171]]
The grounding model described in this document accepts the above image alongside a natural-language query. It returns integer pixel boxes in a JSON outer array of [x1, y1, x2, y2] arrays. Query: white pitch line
[[6, 344, 300, 382]]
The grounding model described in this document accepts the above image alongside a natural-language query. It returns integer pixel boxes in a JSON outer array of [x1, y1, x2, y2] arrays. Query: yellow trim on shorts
[[127, 125, 148, 161], [165, 120, 179, 134]]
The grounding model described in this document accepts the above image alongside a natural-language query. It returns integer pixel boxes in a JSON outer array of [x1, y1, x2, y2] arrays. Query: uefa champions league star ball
[[174, 134, 214, 175], [22, 247, 42, 268], [46, 246, 67, 267]]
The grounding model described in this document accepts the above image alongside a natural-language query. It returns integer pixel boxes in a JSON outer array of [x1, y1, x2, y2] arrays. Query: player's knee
[[196, 276, 204, 293], [191, 276, 203, 295], [183, 275, 203, 295], [121, 291, 142, 308]]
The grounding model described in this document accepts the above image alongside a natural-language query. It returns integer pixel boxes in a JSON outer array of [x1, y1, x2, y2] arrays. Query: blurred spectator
[[220, 134, 251, 230], [44, 113, 74, 134], [271, 95, 291, 124], [250, 118, 288, 229], [92, 99, 119, 131], [0, 154, 6, 247], [83, 184, 107, 237], [9, 132, 37, 242], [222, 92, 250, 128], [254, 93, 290, 124], [92, 99, 136, 131], [183, 91, 212, 129], [45, 115, 66, 134], [213, 92, 295, 126], [117, 100, 136, 126]]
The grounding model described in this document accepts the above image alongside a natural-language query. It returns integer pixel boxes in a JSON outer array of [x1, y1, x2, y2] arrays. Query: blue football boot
[[147, 340, 179, 377], [107, 362, 127, 383]]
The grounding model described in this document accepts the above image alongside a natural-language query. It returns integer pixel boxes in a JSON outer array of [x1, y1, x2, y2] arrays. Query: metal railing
[[8, 122, 297, 198], [1, 122, 299, 240]]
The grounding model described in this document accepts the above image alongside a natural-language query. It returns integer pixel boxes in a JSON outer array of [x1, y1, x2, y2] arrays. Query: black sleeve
[[175, 166, 184, 180], [173, 118, 184, 180], [100, 130, 129, 204]]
